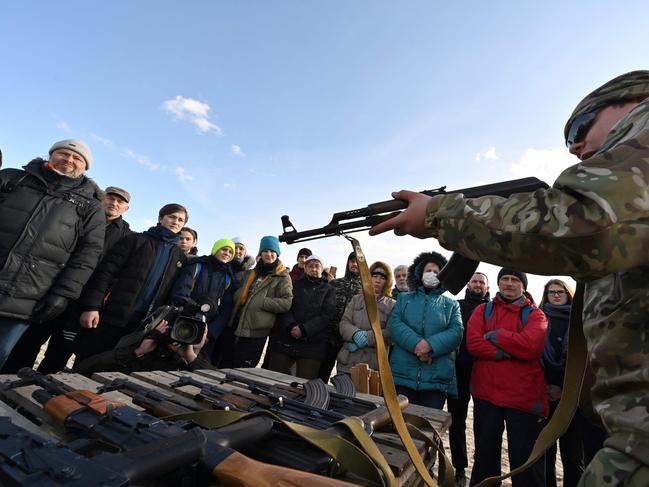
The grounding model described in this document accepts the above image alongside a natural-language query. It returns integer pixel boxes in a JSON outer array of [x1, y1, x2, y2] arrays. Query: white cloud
[[475, 146, 499, 161], [175, 166, 193, 182], [122, 148, 159, 171], [90, 133, 115, 148], [162, 96, 223, 135], [57, 121, 73, 133], [510, 147, 578, 183], [231, 145, 245, 157]]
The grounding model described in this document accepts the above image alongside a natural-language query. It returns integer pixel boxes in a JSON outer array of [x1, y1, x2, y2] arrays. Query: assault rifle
[[222, 372, 380, 418], [170, 374, 407, 434], [0, 416, 199, 486], [2, 369, 357, 487], [279, 176, 549, 293]]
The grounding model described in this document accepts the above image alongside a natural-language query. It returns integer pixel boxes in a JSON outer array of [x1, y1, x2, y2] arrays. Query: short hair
[[393, 265, 408, 275], [472, 271, 489, 283], [158, 203, 188, 222]]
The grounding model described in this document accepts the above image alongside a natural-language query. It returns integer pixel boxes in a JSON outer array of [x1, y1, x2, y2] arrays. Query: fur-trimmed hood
[[370, 261, 394, 298], [406, 251, 448, 290]]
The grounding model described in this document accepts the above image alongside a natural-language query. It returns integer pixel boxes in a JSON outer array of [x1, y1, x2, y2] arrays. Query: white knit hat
[[49, 139, 93, 169]]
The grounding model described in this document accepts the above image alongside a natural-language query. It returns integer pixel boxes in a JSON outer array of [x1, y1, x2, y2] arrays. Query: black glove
[[31, 294, 68, 324]]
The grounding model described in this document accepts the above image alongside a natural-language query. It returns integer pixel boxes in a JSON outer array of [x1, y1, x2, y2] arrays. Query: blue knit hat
[[259, 235, 281, 256]]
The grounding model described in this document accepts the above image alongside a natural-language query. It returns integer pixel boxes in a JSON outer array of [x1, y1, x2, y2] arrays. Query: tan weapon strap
[[347, 236, 453, 487], [476, 282, 587, 486], [167, 408, 395, 487]]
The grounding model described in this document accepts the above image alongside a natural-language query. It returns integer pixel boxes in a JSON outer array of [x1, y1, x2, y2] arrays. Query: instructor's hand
[[368, 190, 432, 238]]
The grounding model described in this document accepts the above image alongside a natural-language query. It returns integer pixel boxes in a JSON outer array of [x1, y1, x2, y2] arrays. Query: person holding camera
[[75, 318, 210, 375], [72, 203, 188, 365], [170, 238, 237, 364]]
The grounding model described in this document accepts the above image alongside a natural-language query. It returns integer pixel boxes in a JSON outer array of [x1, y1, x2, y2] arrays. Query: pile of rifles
[[0, 368, 416, 486]]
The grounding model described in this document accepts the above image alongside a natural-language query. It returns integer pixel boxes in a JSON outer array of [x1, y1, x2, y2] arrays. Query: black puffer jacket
[[103, 216, 132, 258], [457, 289, 490, 365], [270, 275, 336, 360], [79, 230, 185, 328], [0, 159, 105, 319]]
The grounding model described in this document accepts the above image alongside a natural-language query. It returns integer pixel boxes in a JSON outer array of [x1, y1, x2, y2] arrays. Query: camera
[[142, 299, 215, 345]]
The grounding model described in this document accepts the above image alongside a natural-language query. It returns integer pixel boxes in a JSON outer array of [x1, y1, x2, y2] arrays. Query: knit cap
[[304, 254, 323, 266], [564, 70, 649, 143], [49, 139, 93, 169], [232, 236, 248, 250], [297, 247, 312, 258], [211, 238, 236, 261], [497, 267, 528, 290], [259, 235, 281, 256]]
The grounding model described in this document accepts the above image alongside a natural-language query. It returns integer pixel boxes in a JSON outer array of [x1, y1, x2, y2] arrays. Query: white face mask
[[422, 271, 440, 289]]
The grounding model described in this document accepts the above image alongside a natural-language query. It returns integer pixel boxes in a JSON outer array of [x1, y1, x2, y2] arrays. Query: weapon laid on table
[[171, 374, 408, 436], [0, 416, 201, 486], [97, 376, 223, 416], [222, 372, 380, 418], [170, 374, 349, 431], [2, 369, 358, 487], [279, 177, 549, 293]]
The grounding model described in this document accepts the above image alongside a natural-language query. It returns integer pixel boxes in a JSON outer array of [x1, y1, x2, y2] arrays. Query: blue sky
[[1, 1, 646, 299]]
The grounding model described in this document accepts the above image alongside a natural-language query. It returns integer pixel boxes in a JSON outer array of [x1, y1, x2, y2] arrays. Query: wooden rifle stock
[[214, 451, 357, 487]]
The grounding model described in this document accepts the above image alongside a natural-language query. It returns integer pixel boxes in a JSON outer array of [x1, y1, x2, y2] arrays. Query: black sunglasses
[[566, 110, 598, 148]]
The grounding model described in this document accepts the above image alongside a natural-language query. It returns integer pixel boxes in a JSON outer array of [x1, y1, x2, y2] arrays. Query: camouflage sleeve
[[424, 126, 649, 279]]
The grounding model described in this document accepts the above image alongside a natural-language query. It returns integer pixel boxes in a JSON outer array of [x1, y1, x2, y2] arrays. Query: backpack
[[483, 300, 533, 329], [190, 262, 232, 295]]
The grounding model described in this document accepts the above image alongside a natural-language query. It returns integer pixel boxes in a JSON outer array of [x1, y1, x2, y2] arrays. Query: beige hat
[[105, 186, 131, 203], [49, 139, 93, 169]]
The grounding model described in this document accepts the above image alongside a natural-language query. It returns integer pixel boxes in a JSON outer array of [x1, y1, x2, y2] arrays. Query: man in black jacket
[[0, 140, 105, 369], [73, 203, 187, 364], [1, 186, 134, 373], [447, 271, 490, 487], [267, 255, 337, 379]]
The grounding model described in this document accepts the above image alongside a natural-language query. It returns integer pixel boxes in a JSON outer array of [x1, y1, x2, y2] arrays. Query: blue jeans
[[0, 318, 30, 370]]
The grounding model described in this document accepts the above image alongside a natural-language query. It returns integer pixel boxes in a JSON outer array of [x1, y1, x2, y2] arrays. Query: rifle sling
[[347, 236, 453, 487], [167, 409, 395, 487], [475, 283, 588, 486]]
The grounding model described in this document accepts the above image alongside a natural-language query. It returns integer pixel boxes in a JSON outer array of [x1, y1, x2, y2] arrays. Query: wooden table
[[0, 368, 451, 486]]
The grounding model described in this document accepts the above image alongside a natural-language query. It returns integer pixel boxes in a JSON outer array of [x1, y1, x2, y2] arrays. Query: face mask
[[422, 271, 440, 289]]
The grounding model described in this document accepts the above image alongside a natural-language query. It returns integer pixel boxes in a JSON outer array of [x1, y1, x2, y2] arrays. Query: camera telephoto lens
[[174, 323, 195, 341]]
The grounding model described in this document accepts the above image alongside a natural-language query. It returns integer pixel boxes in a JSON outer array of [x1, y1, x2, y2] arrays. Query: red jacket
[[467, 293, 548, 417]]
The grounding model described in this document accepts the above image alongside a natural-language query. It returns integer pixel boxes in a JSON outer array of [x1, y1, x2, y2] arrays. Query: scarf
[[542, 303, 572, 371], [236, 259, 285, 308]]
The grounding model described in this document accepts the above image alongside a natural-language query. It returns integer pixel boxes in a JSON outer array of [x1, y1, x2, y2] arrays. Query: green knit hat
[[564, 70, 649, 143], [211, 238, 236, 261]]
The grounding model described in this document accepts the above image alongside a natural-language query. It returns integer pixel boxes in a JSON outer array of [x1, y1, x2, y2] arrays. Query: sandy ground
[[440, 398, 564, 486]]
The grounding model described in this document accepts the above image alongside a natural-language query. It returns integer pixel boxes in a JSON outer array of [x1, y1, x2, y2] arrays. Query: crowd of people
[[1, 70, 648, 487], [0, 140, 602, 486]]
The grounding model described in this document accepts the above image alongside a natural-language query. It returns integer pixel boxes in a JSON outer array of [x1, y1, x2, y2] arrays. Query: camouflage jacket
[[424, 98, 649, 465]]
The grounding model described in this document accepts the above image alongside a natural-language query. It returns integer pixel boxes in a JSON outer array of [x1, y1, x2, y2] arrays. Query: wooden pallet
[[0, 369, 451, 486]]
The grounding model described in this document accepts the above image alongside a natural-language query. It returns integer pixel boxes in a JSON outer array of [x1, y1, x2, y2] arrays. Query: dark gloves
[[484, 329, 502, 344], [31, 294, 68, 324], [494, 347, 512, 361]]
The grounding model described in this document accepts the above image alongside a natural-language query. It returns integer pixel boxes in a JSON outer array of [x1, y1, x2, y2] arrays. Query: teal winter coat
[[388, 287, 463, 396]]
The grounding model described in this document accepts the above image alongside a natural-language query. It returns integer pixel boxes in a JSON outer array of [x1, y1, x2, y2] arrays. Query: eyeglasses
[[547, 290, 567, 296], [566, 110, 598, 148]]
